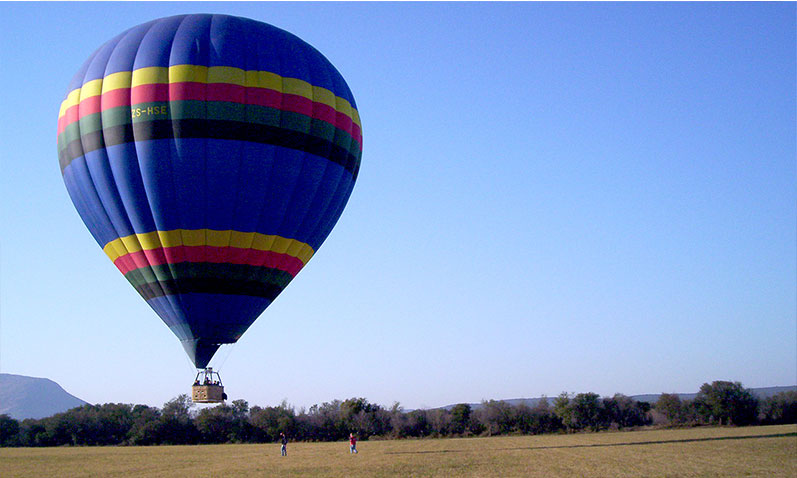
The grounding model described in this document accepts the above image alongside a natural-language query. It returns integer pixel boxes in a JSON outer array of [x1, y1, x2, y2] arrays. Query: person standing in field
[[349, 433, 358, 454], [280, 432, 288, 456]]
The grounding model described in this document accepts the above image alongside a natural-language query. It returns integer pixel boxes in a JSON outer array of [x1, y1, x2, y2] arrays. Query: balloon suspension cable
[[193, 367, 223, 387], [184, 352, 199, 376], [213, 342, 237, 371]]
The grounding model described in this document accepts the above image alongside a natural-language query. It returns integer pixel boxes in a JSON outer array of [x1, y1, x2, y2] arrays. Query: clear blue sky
[[1, 2, 795, 411]]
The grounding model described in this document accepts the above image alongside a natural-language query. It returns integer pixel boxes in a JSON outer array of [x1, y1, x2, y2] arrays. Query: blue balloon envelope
[[57, 14, 362, 368]]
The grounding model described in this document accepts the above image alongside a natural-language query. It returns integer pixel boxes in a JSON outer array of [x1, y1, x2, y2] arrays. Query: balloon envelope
[[57, 14, 362, 368]]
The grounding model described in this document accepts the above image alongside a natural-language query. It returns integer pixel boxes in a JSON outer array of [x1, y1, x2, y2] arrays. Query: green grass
[[2, 424, 795, 477]]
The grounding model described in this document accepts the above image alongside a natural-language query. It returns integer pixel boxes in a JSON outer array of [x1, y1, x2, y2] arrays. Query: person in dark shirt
[[280, 432, 288, 456]]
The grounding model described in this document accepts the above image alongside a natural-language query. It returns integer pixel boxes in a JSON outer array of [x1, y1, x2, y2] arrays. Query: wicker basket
[[192, 384, 225, 403]]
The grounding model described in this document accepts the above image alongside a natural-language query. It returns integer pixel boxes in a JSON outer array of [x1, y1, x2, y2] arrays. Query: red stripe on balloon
[[206, 83, 244, 102], [78, 95, 102, 118], [100, 88, 133, 111], [58, 105, 80, 136], [246, 87, 283, 109], [113, 245, 305, 276], [59, 82, 362, 146], [170, 82, 207, 102]]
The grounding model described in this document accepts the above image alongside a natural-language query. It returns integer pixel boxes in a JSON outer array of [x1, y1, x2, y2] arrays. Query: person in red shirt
[[349, 433, 358, 454]]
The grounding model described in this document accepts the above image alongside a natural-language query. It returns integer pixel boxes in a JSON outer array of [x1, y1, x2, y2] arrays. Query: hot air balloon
[[57, 14, 362, 402]]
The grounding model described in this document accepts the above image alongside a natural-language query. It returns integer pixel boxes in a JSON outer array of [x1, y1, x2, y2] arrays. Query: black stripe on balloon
[[135, 278, 286, 301], [124, 262, 294, 288], [59, 119, 361, 178]]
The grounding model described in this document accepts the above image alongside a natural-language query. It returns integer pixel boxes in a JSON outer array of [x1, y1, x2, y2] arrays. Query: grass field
[[2, 424, 795, 477]]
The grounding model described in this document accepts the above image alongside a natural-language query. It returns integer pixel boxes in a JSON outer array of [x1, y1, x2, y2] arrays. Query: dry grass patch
[[1, 424, 794, 477]]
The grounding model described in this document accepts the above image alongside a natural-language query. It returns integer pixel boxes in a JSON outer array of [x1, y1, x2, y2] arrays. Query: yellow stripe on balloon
[[108, 239, 131, 263], [207, 66, 245, 85], [157, 230, 183, 248], [169, 64, 208, 83], [206, 230, 232, 248], [59, 89, 83, 118], [229, 231, 255, 249], [101, 71, 133, 93], [180, 229, 206, 247], [244, 70, 282, 91], [102, 229, 315, 264], [136, 231, 163, 250], [59, 64, 361, 129], [78, 79, 103, 103], [131, 66, 169, 87]]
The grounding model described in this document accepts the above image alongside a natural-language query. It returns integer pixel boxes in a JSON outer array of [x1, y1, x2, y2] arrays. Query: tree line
[[1, 380, 794, 447]]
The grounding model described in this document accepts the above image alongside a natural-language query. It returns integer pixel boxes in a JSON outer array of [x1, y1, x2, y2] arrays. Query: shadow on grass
[[384, 432, 797, 455]]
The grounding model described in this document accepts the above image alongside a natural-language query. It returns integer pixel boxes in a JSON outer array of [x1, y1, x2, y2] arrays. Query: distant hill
[[441, 385, 797, 410], [0, 373, 88, 420], [628, 385, 795, 404]]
